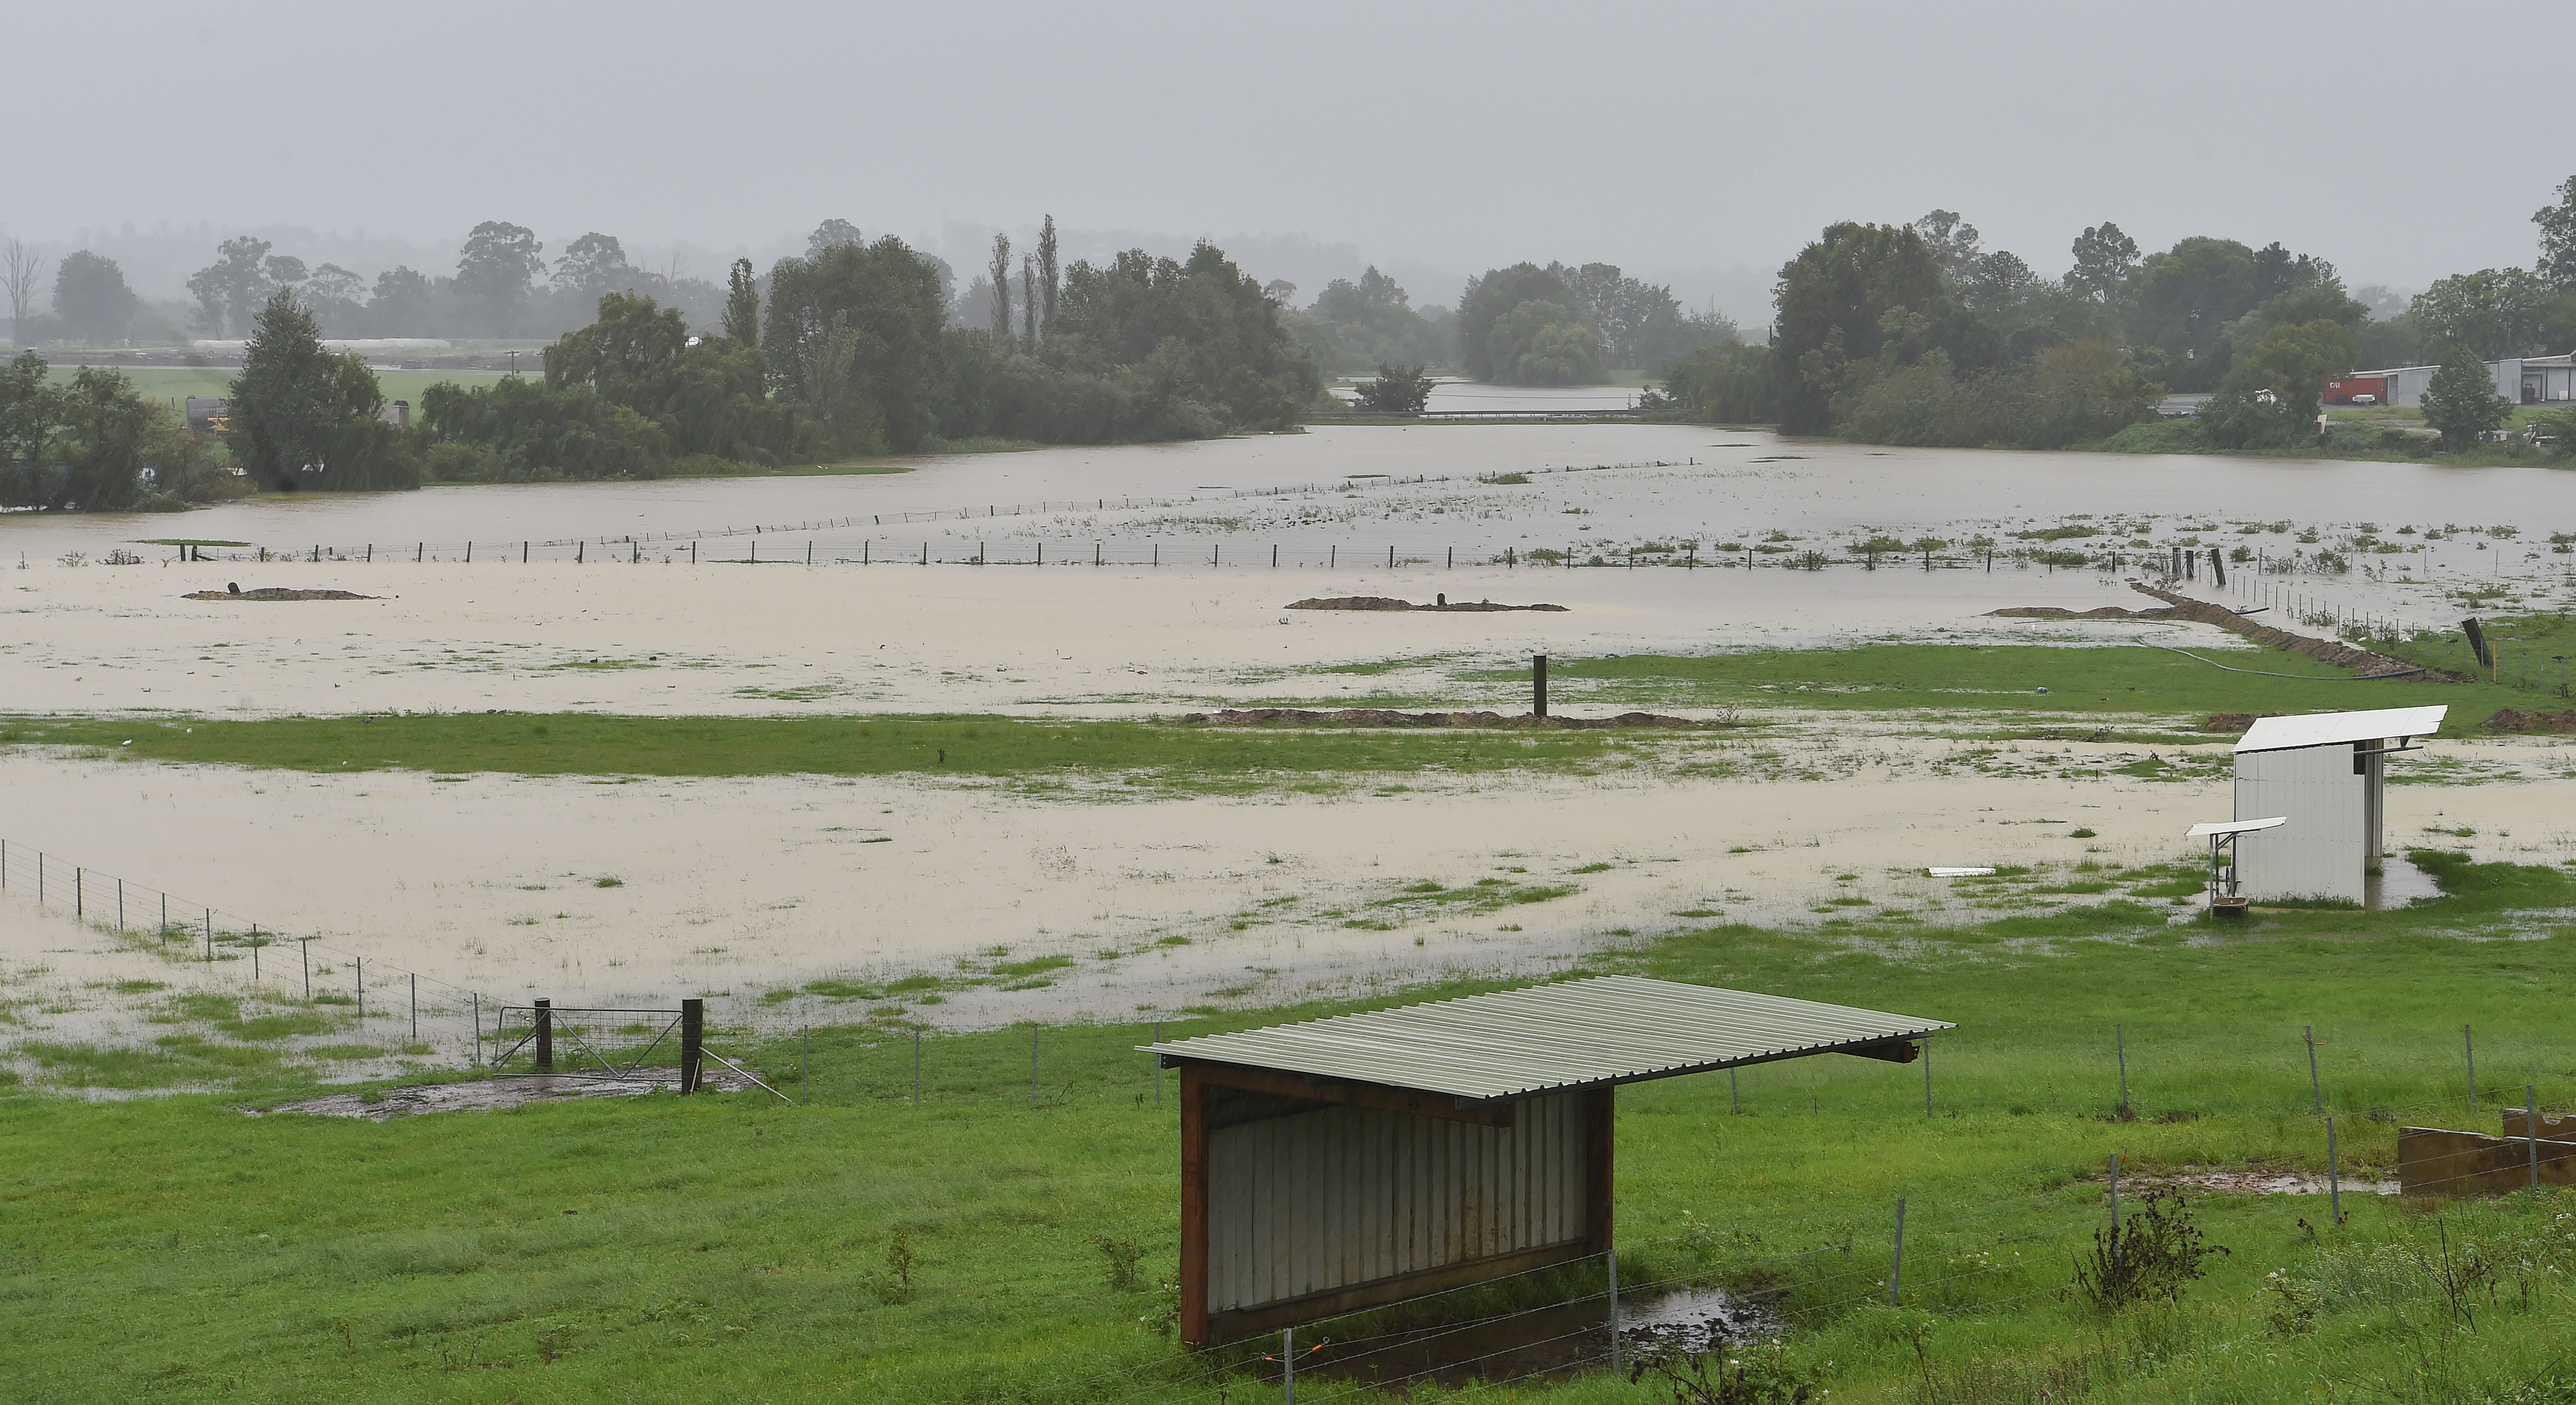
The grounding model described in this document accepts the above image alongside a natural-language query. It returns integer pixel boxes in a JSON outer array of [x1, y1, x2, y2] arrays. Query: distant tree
[[1298, 267, 1451, 374], [1485, 299, 1600, 385], [367, 266, 439, 335], [262, 254, 308, 291], [1352, 363, 1434, 413], [51, 251, 137, 345], [546, 292, 788, 461], [808, 219, 863, 256], [0, 350, 57, 468], [227, 290, 416, 491], [300, 263, 366, 332], [454, 221, 545, 335], [2066, 222, 2140, 302], [551, 233, 634, 299], [1035, 214, 1060, 327], [1768, 221, 1956, 433], [2412, 268, 2550, 358], [2537, 176, 2576, 291], [1660, 342, 1774, 422], [1021, 255, 1037, 347], [1910, 210, 1984, 285], [1048, 242, 1323, 431], [764, 236, 952, 452], [1456, 263, 1581, 379], [2127, 236, 2260, 371], [4, 240, 45, 347], [723, 259, 760, 346], [2421, 342, 2510, 449], [2200, 319, 2354, 449], [987, 233, 1013, 339], [186, 235, 275, 336]]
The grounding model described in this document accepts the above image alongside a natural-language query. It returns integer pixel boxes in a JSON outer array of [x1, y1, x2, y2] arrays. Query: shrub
[[2070, 1191, 2227, 1312]]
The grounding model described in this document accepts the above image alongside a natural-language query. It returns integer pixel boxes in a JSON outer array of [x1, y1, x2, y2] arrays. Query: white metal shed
[[2232, 705, 2448, 904]]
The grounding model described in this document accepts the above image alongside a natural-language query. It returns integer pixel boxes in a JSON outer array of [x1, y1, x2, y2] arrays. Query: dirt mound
[[1987, 605, 2177, 619], [2485, 708, 2576, 734], [183, 587, 377, 601], [1178, 708, 1723, 730], [2200, 712, 2289, 733], [1286, 596, 1569, 613], [2131, 584, 2437, 679]]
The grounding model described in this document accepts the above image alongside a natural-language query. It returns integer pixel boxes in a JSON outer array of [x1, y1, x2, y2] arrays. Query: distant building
[[184, 397, 230, 434], [2343, 354, 2576, 407], [379, 400, 409, 429]]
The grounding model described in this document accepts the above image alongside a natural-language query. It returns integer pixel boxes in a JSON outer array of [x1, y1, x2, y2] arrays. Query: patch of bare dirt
[[2096, 1168, 2398, 1197], [183, 587, 377, 601], [2486, 708, 2576, 734], [1177, 708, 1726, 729], [249, 1070, 762, 1121], [1286, 596, 1568, 612]]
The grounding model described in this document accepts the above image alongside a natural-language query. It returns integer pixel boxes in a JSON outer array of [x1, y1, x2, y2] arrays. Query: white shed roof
[[2234, 706, 2448, 755], [1142, 976, 1952, 1102], [2187, 816, 2287, 838]]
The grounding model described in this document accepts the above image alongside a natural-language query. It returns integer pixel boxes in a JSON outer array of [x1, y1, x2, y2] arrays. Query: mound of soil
[[1178, 708, 1723, 730], [1985, 605, 2177, 619], [2485, 708, 2576, 734], [183, 587, 377, 601], [2131, 584, 2436, 679], [1287, 596, 1569, 612], [2200, 712, 2290, 733]]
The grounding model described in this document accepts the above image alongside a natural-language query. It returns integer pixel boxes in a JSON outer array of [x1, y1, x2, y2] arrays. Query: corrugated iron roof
[[2235, 705, 2448, 755], [1141, 976, 1952, 1102]]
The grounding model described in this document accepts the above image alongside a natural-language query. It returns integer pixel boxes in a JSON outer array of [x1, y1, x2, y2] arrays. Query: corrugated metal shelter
[[1142, 976, 1953, 1344], [2233, 706, 2447, 904]]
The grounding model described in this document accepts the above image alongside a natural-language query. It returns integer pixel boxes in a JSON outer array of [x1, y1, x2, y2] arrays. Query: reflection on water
[[1293, 1284, 1774, 1390], [1327, 379, 1643, 414]]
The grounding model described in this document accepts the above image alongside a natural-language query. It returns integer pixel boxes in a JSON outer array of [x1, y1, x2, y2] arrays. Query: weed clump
[[2070, 1191, 2227, 1312]]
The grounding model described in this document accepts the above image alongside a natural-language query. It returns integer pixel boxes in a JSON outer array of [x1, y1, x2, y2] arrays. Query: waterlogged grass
[[0, 713, 1650, 791], [1498, 643, 2536, 730], [9, 859, 2576, 1400]]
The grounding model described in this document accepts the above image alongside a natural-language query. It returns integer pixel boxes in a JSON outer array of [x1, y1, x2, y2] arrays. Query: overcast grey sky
[[11, 0, 2559, 311]]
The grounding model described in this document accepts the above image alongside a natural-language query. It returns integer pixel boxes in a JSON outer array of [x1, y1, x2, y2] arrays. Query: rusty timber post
[[535, 998, 553, 1072], [1532, 654, 1548, 718], [680, 998, 704, 1093], [1179, 1063, 1210, 1345]]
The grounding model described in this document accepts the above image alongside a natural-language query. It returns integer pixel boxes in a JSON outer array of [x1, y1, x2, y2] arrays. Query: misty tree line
[[1660, 176, 2576, 454]]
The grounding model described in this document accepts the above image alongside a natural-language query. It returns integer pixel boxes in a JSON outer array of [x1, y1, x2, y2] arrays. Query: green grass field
[[9, 855, 2576, 1402], [45, 365, 517, 409]]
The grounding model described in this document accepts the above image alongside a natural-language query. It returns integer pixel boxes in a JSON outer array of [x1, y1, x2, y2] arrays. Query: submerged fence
[[0, 835, 485, 1061]]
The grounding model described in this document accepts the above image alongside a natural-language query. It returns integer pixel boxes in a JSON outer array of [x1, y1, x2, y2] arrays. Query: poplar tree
[[1036, 215, 1060, 328], [987, 233, 1013, 338], [722, 259, 759, 346], [1021, 255, 1037, 347]]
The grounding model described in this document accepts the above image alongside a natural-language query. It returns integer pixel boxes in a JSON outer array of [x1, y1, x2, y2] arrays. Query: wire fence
[[0, 834, 485, 1061]]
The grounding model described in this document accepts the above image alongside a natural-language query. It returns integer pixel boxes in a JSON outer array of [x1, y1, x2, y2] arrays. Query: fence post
[[666, 997, 699, 1092], [1731, 1067, 1740, 1114], [1607, 1244, 1622, 1373], [117, 878, 123, 932], [75, 866, 82, 919], [1155, 1020, 1163, 1106], [471, 993, 480, 1065], [2466, 1024, 2477, 1113], [410, 973, 417, 1040], [356, 956, 364, 1025], [535, 997, 553, 1073], [2531, 1086, 2543, 1192], [2116, 1023, 2129, 1117], [1889, 1196, 1906, 1306], [1532, 654, 1548, 718], [250, 927, 258, 980], [301, 938, 310, 998], [1282, 1325, 1295, 1404], [204, 908, 211, 962], [2306, 1026, 2322, 1113], [1924, 1040, 1933, 1115], [2326, 1115, 2343, 1224]]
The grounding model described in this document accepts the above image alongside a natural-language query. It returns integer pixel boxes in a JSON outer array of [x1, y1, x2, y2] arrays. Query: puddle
[[250, 1070, 766, 1121], [1295, 1285, 1774, 1389]]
